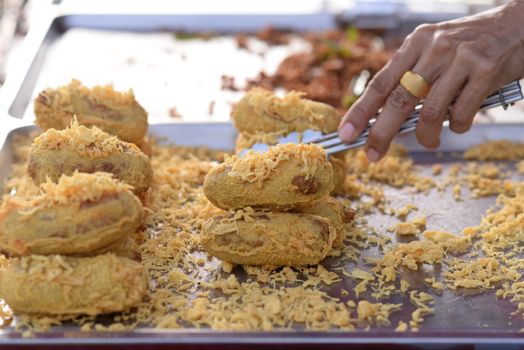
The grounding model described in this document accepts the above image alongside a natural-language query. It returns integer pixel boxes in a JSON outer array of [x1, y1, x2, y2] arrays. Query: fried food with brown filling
[[135, 136, 153, 157], [201, 208, 335, 266], [90, 236, 141, 261], [27, 120, 153, 195], [231, 88, 347, 195], [0, 254, 148, 315], [232, 88, 341, 135], [294, 196, 356, 247], [204, 143, 333, 210], [34, 79, 148, 144], [235, 133, 347, 196], [330, 154, 348, 195], [0, 172, 142, 256]]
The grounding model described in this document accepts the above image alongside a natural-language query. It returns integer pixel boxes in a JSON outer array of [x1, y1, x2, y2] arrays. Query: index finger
[[338, 31, 426, 142]]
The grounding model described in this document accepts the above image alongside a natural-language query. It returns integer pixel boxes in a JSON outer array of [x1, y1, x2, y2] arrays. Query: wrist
[[500, 0, 524, 45]]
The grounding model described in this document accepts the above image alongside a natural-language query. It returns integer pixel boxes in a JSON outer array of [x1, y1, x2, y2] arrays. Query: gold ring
[[400, 71, 430, 99]]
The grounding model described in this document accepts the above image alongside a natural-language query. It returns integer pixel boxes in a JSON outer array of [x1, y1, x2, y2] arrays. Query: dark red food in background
[[233, 26, 394, 112]]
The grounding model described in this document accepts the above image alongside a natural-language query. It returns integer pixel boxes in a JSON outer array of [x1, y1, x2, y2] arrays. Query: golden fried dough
[[27, 121, 153, 195], [201, 209, 335, 266], [330, 154, 348, 195], [91, 236, 141, 261], [136, 136, 153, 158], [235, 134, 347, 195], [204, 143, 334, 210], [232, 88, 341, 135], [0, 254, 148, 315], [34, 79, 148, 143], [0, 172, 142, 256], [294, 196, 356, 247]]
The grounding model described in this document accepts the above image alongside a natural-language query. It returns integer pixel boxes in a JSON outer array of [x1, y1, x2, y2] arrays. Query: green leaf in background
[[346, 26, 359, 43], [173, 31, 216, 41], [324, 40, 351, 59], [342, 94, 359, 108], [173, 31, 199, 40]]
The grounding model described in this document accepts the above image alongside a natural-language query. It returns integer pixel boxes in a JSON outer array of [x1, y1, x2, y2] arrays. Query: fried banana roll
[[232, 88, 341, 135], [294, 196, 356, 247], [201, 209, 335, 266], [204, 143, 334, 210], [28, 120, 153, 195], [0, 172, 142, 256], [0, 254, 148, 315], [90, 236, 141, 261], [330, 154, 348, 195], [34, 79, 148, 143]]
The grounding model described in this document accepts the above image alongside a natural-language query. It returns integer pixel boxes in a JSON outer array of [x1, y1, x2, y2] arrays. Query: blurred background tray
[[1, 1, 522, 142]]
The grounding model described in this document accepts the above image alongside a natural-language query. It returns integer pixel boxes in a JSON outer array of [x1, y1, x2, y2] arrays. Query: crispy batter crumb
[[395, 321, 408, 332], [517, 161, 524, 174], [357, 300, 401, 327], [452, 184, 461, 201], [464, 141, 524, 161], [379, 241, 443, 271], [409, 291, 434, 329], [395, 204, 418, 219], [400, 279, 410, 293], [391, 217, 426, 236], [431, 164, 442, 175], [424, 277, 445, 291], [423, 231, 471, 254], [346, 145, 434, 192], [445, 258, 520, 290]]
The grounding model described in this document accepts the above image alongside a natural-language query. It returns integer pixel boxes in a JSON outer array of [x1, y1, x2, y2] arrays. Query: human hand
[[338, 0, 524, 161]]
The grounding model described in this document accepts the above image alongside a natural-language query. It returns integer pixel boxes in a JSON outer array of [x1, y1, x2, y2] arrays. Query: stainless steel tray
[[0, 11, 335, 139], [1, 10, 524, 349], [0, 122, 524, 348]]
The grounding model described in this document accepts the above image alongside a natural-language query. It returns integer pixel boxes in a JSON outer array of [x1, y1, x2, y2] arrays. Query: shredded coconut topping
[[0, 172, 131, 217], [223, 143, 325, 184], [248, 88, 327, 125], [42, 79, 138, 110], [31, 119, 141, 158]]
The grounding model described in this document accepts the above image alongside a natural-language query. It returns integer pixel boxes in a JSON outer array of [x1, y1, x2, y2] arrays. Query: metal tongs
[[246, 80, 523, 156]]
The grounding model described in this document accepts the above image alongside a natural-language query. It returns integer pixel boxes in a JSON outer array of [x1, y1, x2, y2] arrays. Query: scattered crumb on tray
[[1, 136, 523, 334], [431, 164, 442, 175], [389, 216, 426, 236], [464, 140, 524, 161], [394, 204, 418, 219], [517, 161, 524, 174]]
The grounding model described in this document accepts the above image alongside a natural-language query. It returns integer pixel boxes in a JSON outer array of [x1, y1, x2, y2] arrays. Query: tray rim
[[4, 122, 524, 153], [1, 329, 524, 346]]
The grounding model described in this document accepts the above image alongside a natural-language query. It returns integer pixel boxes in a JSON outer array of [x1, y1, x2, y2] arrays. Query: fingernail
[[366, 148, 380, 162], [339, 123, 356, 141]]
